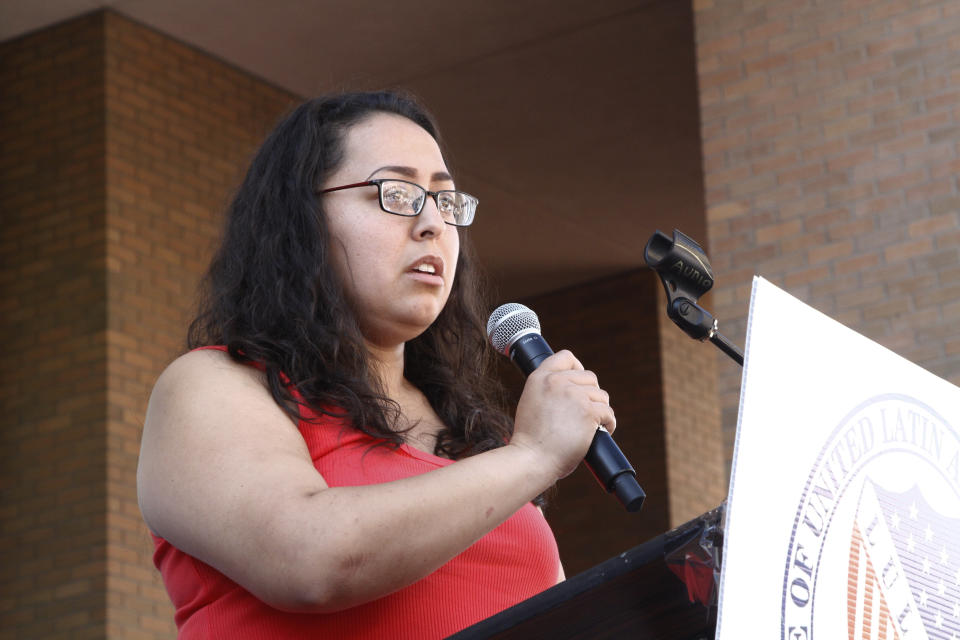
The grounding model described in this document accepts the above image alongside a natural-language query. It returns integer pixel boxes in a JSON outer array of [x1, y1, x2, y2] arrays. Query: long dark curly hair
[[188, 91, 514, 460]]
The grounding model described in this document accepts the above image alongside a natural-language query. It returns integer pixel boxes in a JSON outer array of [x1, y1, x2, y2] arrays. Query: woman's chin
[[362, 310, 443, 346]]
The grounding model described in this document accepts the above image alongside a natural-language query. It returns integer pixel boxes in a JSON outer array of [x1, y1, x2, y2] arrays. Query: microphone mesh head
[[487, 303, 541, 355]]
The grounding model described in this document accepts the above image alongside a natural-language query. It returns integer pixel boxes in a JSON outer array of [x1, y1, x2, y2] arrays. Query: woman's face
[[322, 113, 461, 347]]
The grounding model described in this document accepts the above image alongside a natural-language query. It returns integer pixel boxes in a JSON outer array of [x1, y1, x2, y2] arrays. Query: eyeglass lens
[[379, 180, 474, 226]]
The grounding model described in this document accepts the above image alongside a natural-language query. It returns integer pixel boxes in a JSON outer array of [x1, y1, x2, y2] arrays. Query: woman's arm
[[137, 348, 611, 613]]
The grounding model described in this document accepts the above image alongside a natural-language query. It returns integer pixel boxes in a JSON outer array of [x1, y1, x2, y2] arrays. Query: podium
[[450, 505, 723, 640]]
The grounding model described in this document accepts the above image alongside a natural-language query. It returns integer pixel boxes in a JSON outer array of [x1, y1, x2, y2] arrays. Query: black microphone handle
[[509, 334, 645, 512]]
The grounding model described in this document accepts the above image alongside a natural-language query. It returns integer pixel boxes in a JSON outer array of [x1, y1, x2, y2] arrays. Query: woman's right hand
[[509, 350, 616, 481]]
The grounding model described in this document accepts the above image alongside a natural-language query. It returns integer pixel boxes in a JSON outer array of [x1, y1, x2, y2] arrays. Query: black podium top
[[449, 505, 723, 640]]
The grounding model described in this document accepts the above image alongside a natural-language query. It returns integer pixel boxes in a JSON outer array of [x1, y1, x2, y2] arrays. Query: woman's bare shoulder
[[138, 347, 327, 601], [142, 347, 300, 458], [159, 347, 258, 384], [149, 349, 276, 412]]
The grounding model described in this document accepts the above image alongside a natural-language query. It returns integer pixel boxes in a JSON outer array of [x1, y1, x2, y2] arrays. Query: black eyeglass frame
[[318, 178, 477, 227]]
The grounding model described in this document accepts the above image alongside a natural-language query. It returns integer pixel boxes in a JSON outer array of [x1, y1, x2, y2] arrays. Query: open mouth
[[408, 256, 444, 279]]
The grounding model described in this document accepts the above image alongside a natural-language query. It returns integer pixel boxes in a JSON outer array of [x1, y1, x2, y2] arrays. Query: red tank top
[[152, 347, 560, 639]]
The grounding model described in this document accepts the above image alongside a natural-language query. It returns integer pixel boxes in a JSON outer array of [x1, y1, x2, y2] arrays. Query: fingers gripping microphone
[[487, 303, 645, 512]]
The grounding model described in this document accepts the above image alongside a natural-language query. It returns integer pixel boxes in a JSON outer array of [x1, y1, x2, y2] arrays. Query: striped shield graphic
[[847, 480, 960, 640]]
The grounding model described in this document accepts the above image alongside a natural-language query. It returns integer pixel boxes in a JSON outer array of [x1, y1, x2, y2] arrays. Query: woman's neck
[[364, 339, 445, 455], [364, 340, 406, 399]]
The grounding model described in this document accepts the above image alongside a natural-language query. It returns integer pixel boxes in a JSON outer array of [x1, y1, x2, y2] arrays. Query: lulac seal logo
[[781, 394, 960, 640]]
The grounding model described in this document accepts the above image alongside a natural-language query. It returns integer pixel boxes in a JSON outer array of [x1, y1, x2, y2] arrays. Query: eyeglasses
[[319, 179, 477, 227]]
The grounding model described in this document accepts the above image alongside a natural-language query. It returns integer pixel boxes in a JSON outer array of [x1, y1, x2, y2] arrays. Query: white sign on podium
[[717, 277, 960, 640]]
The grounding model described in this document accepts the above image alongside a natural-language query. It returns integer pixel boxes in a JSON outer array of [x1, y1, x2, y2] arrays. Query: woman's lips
[[406, 255, 445, 285]]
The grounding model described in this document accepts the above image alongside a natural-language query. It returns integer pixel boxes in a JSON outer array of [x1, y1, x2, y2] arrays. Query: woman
[[137, 91, 615, 638]]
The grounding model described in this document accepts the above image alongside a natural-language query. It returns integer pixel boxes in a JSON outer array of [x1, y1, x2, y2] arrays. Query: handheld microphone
[[487, 303, 645, 512]]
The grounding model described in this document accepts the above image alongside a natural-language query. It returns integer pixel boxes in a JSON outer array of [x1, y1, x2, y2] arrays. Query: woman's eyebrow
[[366, 165, 453, 183]]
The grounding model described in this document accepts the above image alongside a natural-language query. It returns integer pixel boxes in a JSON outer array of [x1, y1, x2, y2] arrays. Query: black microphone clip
[[644, 229, 716, 341]]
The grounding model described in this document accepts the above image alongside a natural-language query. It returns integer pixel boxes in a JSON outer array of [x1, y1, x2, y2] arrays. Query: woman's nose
[[412, 197, 446, 239]]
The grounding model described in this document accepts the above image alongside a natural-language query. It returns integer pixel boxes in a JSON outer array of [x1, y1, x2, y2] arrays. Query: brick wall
[[101, 12, 296, 637], [1, 11, 296, 638], [0, 14, 108, 639], [695, 0, 960, 470], [102, 13, 296, 638]]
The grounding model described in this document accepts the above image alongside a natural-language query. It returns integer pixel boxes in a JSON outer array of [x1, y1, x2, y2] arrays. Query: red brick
[[874, 65, 923, 90], [900, 111, 950, 133], [731, 243, 778, 268], [908, 214, 959, 237], [904, 143, 955, 173], [846, 56, 894, 80], [700, 65, 744, 90], [724, 74, 769, 99], [784, 264, 831, 287], [890, 5, 943, 30], [799, 102, 847, 128], [777, 162, 824, 185], [770, 28, 819, 53], [877, 169, 926, 194], [802, 138, 847, 162], [829, 217, 876, 240], [745, 20, 789, 45], [875, 101, 921, 126], [818, 12, 862, 37], [727, 109, 773, 133], [751, 151, 800, 175], [835, 252, 880, 275], [745, 52, 790, 74], [793, 39, 836, 62], [847, 88, 898, 114], [729, 173, 777, 197], [805, 172, 851, 194], [747, 84, 797, 108], [850, 125, 901, 147], [774, 92, 820, 117], [779, 193, 827, 219], [905, 179, 953, 204], [708, 200, 749, 221], [866, 297, 912, 320], [877, 132, 927, 155], [781, 231, 828, 254], [753, 117, 798, 141], [866, 31, 918, 56], [730, 210, 777, 234], [808, 240, 854, 264], [852, 156, 903, 182], [925, 90, 960, 112], [929, 126, 960, 143], [823, 113, 873, 140], [756, 219, 802, 244], [698, 32, 744, 58], [884, 238, 934, 262], [703, 130, 749, 157], [929, 156, 960, 180], [805, 207, 852, 230], [835, 284, 887, 309]]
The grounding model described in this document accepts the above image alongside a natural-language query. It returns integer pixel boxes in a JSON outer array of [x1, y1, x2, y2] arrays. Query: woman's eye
[[437, 194, 460, 213], [383, 188, 408, 204], [437, 198, 453, 213]]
